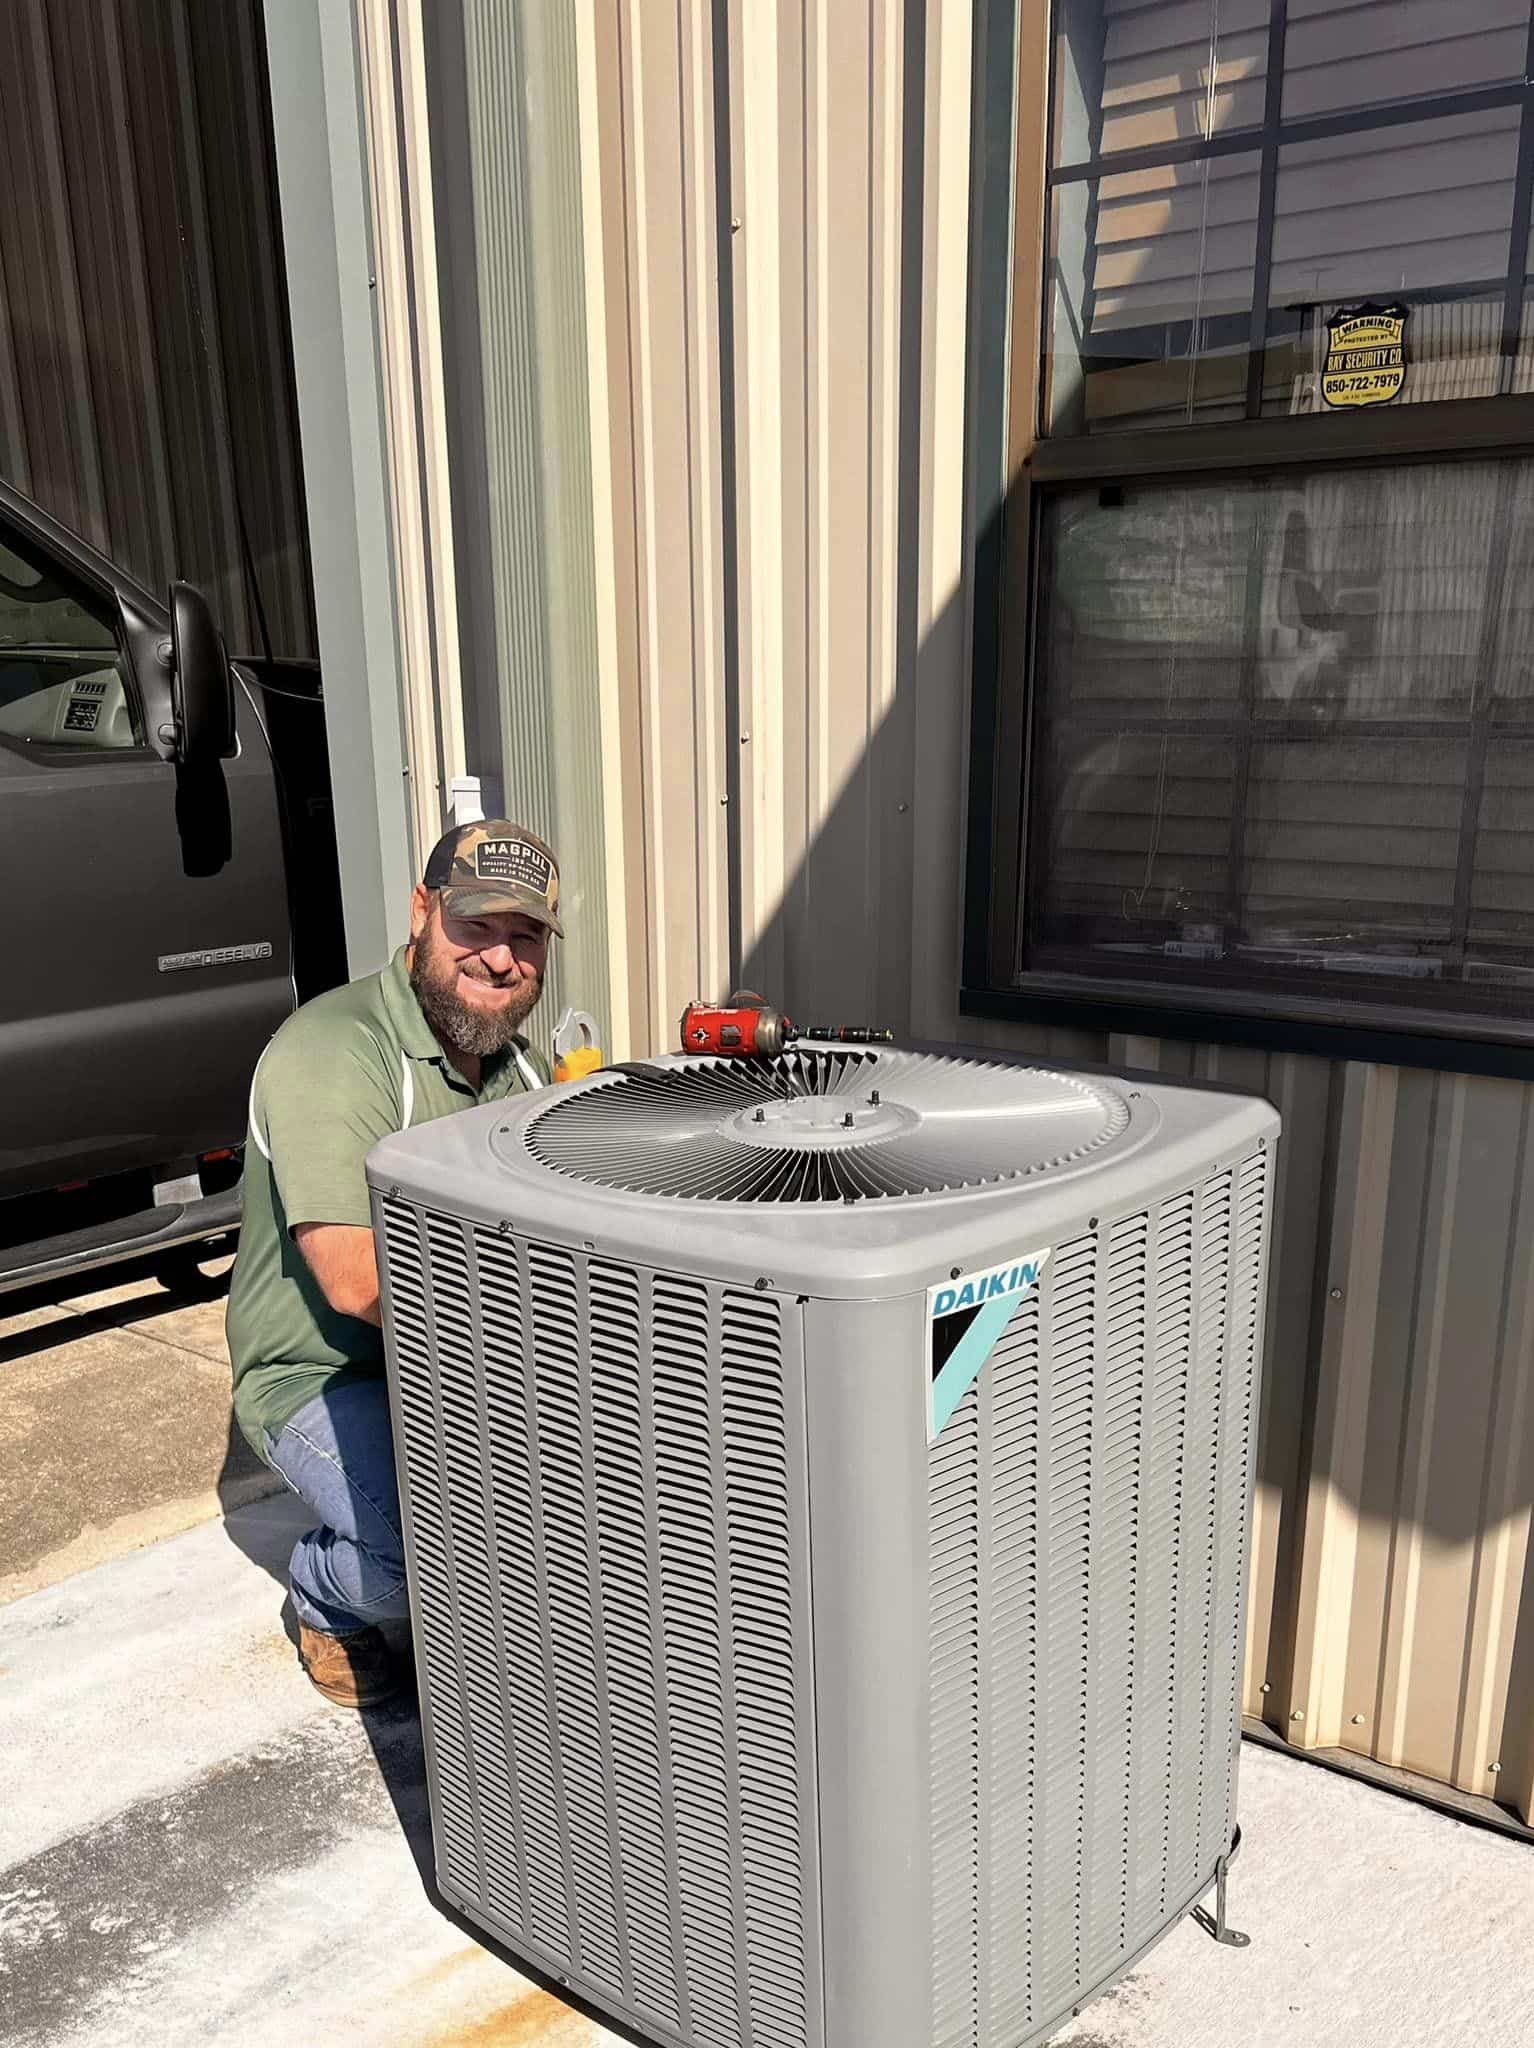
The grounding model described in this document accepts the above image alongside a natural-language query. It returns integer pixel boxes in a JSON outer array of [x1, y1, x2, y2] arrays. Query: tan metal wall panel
[[583, 0, 1534, 1824], [593, 0, 731, 1054], [726, 0, 913, 1030]]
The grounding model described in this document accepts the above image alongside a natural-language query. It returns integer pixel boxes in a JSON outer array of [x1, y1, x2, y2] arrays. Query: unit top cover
[[521, 1048, 1131, 1203], [368, 1045, 1280, 1293]]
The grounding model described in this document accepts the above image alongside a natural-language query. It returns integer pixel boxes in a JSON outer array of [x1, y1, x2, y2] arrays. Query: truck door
[[0, 504, 294, 1202]]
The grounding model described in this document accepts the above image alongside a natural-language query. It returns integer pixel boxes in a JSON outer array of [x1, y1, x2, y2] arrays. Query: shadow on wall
[[728, 457, 1534, 1822]]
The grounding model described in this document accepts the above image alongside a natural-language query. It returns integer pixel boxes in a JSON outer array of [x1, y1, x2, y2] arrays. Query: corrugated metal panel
[[570, 0, 1534, 1829], [587, 0, 733, 1054], [0, 0, 314, 656]]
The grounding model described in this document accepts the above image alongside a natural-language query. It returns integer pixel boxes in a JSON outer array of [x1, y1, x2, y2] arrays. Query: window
[[1029, 462, 1534, 1024], [0, 521, 141, 753], [1046, 1, 1534, 436], [966, 1, 1534, 1066]]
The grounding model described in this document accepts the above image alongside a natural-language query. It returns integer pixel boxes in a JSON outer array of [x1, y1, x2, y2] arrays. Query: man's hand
[[292, 1223, 382, 1327]]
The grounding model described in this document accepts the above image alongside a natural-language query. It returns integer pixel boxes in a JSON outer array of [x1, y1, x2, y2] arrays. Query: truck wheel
[[152, 1238, 236, 1299]]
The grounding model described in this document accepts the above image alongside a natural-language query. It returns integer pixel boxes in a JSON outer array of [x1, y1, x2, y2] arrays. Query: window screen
[[1026, 462, 1534, 1018]]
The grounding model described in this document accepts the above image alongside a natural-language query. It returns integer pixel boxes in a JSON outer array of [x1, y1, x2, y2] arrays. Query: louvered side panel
[[1080, 1211, 1149, 1988], [926, 1148, 1271, 2048], [526, 1242, 625, 1986], [651, 1274, 743, 2044], [1203, 1151, 1270, 1869], [424, 1214, 518, 1928], [474, 1230, 569, 1952], [587, 1258, 681, 2030], [1031, 1230, 1098, 2023], [720, 1293, 814, 2048], [1132, 1190, 1195, 1933], [930, 1386, 981, 2048], [381, 1206, 481, 1896], [1167, 1169, 1234, 1903], [381, 1208, 822, 2048], [984, 1290, 1042, 2047]]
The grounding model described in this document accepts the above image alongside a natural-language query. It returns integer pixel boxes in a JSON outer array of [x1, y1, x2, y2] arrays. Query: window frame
[[961, 5, 1534, 1084]]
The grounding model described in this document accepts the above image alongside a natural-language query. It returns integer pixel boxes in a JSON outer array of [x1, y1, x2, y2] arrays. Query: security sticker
[[928, 1248, 1050, 1441], [475, 836, 552, 896], [1321, 303, 1408, 409]]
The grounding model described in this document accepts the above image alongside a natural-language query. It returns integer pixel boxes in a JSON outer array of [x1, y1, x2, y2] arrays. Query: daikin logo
[[927, 1246, 1051, 1441], [931, 1259, 1045, 1318]]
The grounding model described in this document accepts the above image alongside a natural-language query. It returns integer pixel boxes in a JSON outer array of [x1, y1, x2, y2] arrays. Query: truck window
[[0, 521, 141, 753]]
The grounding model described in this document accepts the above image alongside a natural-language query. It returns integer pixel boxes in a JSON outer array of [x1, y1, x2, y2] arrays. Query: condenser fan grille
[[521, 1049, 1130, 1203]]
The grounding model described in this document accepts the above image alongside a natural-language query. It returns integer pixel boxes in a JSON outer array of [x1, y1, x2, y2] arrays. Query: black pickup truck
[[0, 480, 342, 1297]]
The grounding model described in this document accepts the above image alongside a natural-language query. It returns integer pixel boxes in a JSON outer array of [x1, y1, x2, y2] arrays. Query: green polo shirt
[[226, 946, 549, 1457]]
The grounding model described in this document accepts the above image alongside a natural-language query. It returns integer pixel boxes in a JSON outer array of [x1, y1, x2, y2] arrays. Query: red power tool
[[678, 991, 892, 1057]]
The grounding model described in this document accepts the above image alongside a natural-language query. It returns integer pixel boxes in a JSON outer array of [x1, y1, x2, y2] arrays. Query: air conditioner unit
[[369, 1047, 1278, 2048]]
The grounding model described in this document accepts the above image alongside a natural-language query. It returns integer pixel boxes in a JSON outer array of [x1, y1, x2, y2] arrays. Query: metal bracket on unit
[[1193, 1827, 1251, 1949]]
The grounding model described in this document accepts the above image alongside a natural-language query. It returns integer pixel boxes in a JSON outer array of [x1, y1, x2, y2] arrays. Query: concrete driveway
[[5, 1267, 1534, 2047]]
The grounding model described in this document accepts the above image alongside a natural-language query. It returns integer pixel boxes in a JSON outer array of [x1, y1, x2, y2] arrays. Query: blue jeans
[[262, 1377, 410, 1637]]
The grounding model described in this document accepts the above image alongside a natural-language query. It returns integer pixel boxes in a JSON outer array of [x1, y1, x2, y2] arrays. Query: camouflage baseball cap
[[422, 820, 564, 937]]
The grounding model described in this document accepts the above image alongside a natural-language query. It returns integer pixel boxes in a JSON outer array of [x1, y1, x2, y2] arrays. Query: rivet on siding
[[950, 1266, 962, 1279], [1259, 1681, 1271, 1694], [730, 217, 742, 232], [896, 801, 909, 813], [1330, 1286, 1343, 1300], [1351, 1714, 1367, 1726], [1089, 1217, 1099, 1230], [497, 1220, 511, 1235], [1258, 1137, 1267, 1149], [719, 794, 730, 805], [754, 1276, 771, 1291], [1489, 1761, 1503, 1774], [1290, 1709, 1305, 1722], [740, 730, 751, 743], [388, 1185, 399, 1200]]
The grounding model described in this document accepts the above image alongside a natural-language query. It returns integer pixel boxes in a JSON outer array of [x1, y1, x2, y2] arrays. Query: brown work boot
[[296, 1622, 401, 1709]]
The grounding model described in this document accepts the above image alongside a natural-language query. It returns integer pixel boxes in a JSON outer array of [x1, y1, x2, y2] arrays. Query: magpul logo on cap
[[474, 837, 552, 897]]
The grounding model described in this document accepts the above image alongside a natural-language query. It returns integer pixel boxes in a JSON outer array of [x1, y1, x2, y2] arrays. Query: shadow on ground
[[0, 1243, 235, 1368]]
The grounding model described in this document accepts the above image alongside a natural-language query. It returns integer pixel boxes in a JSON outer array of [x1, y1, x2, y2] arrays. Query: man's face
[[407, 886, 549, 1059]]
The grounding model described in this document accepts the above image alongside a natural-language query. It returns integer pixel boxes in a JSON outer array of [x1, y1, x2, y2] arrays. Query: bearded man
[[227, 822, 559, 1707]]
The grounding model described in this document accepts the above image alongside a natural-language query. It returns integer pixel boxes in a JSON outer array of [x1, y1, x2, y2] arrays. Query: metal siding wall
[[584, 0, 1534, 1823], [727, 2, 912, 1029], [0, 0, 315, 657], [429, 0, 617, 1041], [593, 0, 731, 1054]]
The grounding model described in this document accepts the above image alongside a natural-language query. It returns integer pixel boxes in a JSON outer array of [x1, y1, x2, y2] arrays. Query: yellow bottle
[[553, 1007, 604, 1083]]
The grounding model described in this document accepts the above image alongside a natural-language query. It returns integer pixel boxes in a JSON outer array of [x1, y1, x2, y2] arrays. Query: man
[[226, 821, 559, 1708]]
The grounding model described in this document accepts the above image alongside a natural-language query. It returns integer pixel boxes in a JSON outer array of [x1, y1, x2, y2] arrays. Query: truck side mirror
[[168, 580, 235, 763]]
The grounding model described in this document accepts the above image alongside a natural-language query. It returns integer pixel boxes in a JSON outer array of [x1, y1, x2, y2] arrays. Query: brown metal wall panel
[[0, 0, 314, 656]]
